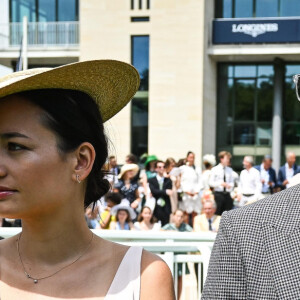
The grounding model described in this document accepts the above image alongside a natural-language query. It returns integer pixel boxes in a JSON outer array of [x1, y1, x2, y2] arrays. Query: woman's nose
[[0, 155, 7, 178]]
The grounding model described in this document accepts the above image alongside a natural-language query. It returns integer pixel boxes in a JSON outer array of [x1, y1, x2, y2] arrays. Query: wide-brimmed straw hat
[[118, 163, 139, 179], [111, 199, 137, 220], [0, 60, 140, 122]]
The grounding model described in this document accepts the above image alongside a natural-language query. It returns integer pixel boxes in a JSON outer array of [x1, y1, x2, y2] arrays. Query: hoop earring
[[76, 174, 81, 183]]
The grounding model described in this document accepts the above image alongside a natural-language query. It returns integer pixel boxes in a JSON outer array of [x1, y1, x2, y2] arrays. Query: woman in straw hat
[[114, 163, 141, 213], [0, 61, 175, 299]]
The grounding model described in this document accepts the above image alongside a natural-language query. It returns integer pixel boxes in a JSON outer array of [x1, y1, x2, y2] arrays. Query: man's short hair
[[286, 151, 296, 159], [218, 151, 232, 160], [203, 199, 217, 209], [244, 155, 254, 165], [263, 154, 272, 161], [155, 160, 165, 168], [109, 155, 116, 160]]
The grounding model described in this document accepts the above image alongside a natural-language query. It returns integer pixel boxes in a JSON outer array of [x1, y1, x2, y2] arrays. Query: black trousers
[[154, 205, 171, 226], [214, 191, 233, 216]]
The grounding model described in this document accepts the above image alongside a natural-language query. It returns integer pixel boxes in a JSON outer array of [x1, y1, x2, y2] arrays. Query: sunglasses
[[293, 74, 300, 101]]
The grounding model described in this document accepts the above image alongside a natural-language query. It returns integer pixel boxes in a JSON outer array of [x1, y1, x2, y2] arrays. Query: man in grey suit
[[202, 75, 300, 299]]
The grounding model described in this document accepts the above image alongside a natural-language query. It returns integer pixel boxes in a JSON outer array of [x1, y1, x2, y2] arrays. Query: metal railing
[[0, 228, 216, 299], [0, 21, 79, 49]]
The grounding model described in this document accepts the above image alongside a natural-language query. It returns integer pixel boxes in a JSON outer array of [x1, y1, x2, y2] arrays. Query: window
[[131, 36, 150, 157], [11, 0, 36, 22], [131, 0, 150, 10], [215, 0, 300, 18], [217, 64, 274, 170], [10, 0, 79, 22], [131, 17, 150, 22], [131, 36, 149, 91]]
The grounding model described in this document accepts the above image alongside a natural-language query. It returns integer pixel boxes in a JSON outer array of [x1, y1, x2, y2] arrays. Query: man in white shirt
[[209, 151, 235, 215], [237, 156, 262, 207]]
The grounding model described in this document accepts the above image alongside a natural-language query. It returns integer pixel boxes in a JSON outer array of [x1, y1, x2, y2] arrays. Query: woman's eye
[[7, 142, 26, 151]]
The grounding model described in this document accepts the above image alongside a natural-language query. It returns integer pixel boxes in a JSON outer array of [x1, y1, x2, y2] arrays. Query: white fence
[[0, 21, 79, 49], [0, 228, 216, 299]]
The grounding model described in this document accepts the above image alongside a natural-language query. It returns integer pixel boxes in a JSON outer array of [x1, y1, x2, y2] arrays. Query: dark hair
[[137, 206, 156, 224], [154, 160, 164, 168], [116, 209, 131, 223], [17, 89, 110, 208], [186, 151, 194, 158], [165, 157, 176, 170], [126, 153, 138, 164], [176, 158, 186, 167], [105, 192, 122, 205], [203, 162, 212, 169]]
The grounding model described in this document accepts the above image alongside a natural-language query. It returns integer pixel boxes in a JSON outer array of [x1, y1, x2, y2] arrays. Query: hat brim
[[118, 164, 139, 179], [111, 204, 137, 220], [0, 60, 140, 122]]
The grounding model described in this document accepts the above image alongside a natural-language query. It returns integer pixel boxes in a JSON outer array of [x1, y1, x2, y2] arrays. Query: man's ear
[[72, 142, 96, 183]]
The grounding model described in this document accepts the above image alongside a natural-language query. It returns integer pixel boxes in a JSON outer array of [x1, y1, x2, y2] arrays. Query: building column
[[272, 59, 284, 172]]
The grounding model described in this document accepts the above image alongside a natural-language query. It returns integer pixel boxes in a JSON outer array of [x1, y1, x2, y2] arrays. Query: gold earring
[[76, 174, 81, 183]]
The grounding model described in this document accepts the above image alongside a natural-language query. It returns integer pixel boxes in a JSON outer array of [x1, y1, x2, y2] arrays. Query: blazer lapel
[[262, 188, 300, 298]]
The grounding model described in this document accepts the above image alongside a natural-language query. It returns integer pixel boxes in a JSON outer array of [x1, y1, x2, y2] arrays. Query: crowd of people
[[83, 149, 300, 233], [2, 150, 299, 234]]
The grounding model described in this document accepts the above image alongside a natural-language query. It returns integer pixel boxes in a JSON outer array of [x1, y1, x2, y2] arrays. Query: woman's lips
[[0, 187, 16, 200]]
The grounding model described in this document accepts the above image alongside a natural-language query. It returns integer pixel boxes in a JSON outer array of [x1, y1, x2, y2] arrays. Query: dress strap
[[105, 246, 143, 300]]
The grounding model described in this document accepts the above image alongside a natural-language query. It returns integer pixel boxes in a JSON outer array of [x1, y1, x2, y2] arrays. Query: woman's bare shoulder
[[92, 235, 129, 258], [140, 250, 175, 300]]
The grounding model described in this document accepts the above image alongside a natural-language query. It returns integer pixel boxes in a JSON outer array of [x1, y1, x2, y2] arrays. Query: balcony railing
[[0, 21, 79, 50]]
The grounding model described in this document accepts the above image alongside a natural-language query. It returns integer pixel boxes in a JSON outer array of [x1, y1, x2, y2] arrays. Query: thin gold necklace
[[17, 231, 94, 284]]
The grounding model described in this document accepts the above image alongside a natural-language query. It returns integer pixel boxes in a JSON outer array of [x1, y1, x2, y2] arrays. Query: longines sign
[[232, 23, 278, 37], [213, 18, 300, 44]]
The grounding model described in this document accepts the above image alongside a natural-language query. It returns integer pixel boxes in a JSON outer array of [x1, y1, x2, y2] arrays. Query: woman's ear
[[72, 142, 96, 182]]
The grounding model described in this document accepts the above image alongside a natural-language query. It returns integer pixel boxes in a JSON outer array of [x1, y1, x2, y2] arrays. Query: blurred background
[[1, 0, 300, 171]]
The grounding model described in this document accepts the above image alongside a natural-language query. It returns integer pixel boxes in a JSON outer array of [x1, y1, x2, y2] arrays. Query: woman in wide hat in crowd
[[0, 61, 174, 299], [114, 163, 141, 212], [110, 199, 136, 230]]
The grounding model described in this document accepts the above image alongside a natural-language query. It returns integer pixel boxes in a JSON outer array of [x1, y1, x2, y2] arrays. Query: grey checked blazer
[[202, 184, 300, 299]]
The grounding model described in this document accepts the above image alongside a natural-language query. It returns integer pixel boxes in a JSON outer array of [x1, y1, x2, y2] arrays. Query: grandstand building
[[1, 0, 300, 170]]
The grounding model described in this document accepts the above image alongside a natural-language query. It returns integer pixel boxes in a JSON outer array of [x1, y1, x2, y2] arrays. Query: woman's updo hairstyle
[[17, 89, 110, 208]]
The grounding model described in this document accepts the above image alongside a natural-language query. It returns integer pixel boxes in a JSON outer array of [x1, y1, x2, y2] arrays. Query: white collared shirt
[[209, 163, 235, 192], [260, 163, 270, 193], [156, 174, 164, 188], [285, 163, 294, 188], [238, 167, 262, 197]]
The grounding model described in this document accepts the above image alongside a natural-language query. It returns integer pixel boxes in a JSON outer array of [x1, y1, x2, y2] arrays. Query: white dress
[[179, 165, 202, 213], [105, 247, 143, 299], [133, 222, 161, 231]]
